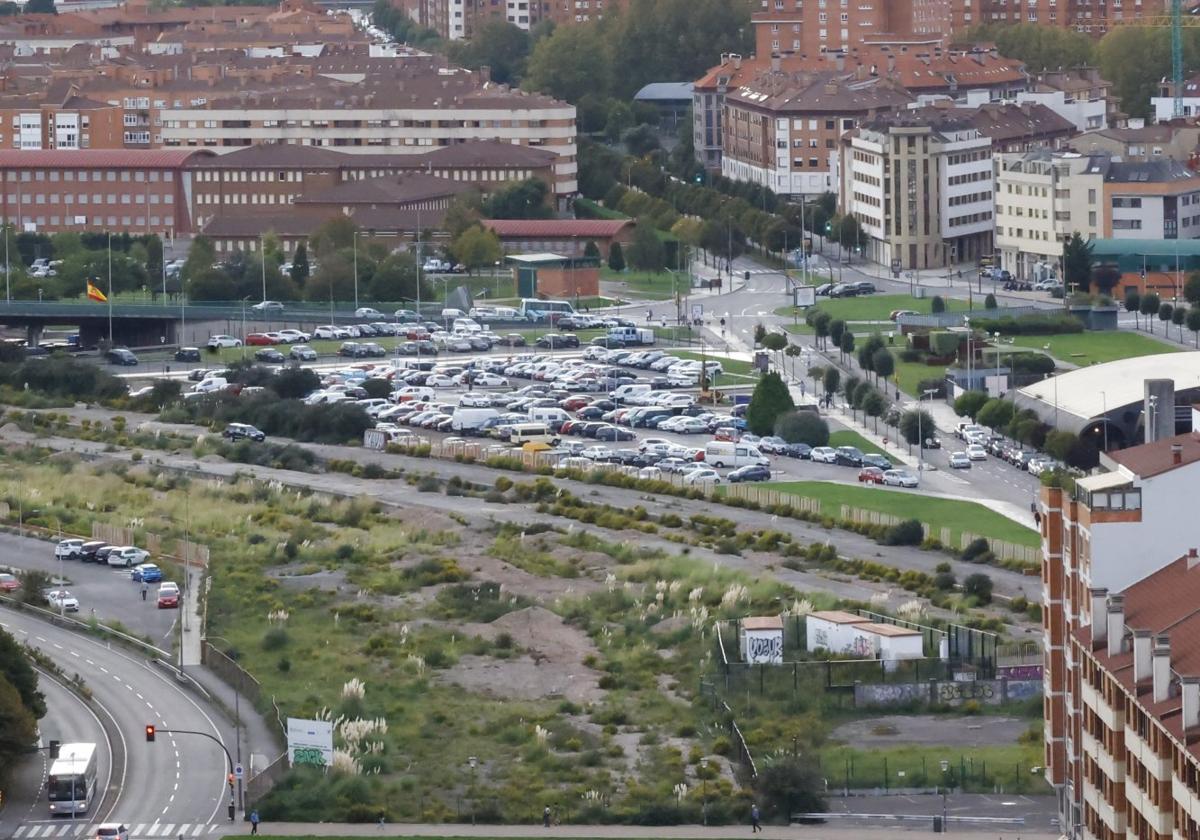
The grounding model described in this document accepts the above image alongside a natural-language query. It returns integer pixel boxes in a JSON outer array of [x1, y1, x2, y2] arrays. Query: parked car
[[55, 538, 85, 559], [861, 453, 893, 470], [79, 541, 107, 562], [535, 333, 580, 349], [131, 563, 162, 583], [728, 464, 771, 483], [0, 572, 20, 592], [223, 423, 265, 442], [174, 347, 202, 363], [682, 468, 721, 485], [107, 547, 150, 568], [251, 300, 284, 312], [290, 345, 318, 361], [966, 444, 988, 461], [245, 333, 276, 346], [355, 307, 385, 319], [948, 451, 972, 469], [207, 335, 242, 349], [834, 446, 865, 467], [810, 446, 837, 464]]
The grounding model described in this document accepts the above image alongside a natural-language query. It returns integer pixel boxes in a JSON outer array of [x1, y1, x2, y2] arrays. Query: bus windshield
[[48, 774, 87, 800]]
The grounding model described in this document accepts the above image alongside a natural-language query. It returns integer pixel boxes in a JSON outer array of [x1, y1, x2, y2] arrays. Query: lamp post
[[240, 296, 250, 360], [259, 233, 267, 306], [352, 231, 360, 312], [205, 634, 243, 814], [1100, 390, 1108, 452], [918, 387, 938, 474]]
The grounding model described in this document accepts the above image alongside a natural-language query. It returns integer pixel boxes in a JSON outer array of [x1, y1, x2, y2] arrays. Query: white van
[[704, 442, 769, 469], [507, 423, 559, 447], [529, 407, 570, 429], [441, 308, 467, 320], [611, 383, 652, 402], [190, 376, 228, 394], [450, 407, 499, 433]]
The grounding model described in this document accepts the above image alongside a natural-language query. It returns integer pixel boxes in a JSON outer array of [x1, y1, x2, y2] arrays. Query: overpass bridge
[[0, 300, 391, 348]]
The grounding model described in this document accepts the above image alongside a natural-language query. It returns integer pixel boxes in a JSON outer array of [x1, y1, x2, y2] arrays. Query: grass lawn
[[773, 293, 971, 324], [817, 741, 1043, 794], [1010, 330, 1181, 366], [760, 479, 1039, 548], [603, 269, 690, 299], [828, 429, 905, 464]]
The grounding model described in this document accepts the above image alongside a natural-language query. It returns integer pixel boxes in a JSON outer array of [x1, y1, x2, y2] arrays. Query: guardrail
[[792, 811, 1025, 827]]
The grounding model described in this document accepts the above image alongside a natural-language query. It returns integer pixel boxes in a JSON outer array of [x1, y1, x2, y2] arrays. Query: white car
[[251, 300, 284, 312], [94, 824, 129, 840], [206, 335, 241, 349], [581, 446, 611, 460], [683, 468, 721, 485], [277, 329, 310, 343], [676, 417, 710, 435], [107, 546, 150, 568], [55, 538, 84, 559], [472, 374, 509, 388], [810, 446, 838, 464], [948, 452, 972, 469], [458, 393, 493, 408], [313, 325, 340, 340], [638, 437, 672, 454], [427, 374, 458, 388], [290, 345, 317, 361], [966, 444, 988, 461], [45, 589, 79, 612], [355, 307, 385, 319], [882, 469, 919, 488]]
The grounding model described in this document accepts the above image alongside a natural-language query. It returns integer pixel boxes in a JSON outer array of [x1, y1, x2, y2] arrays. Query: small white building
[[739, 616, 784, 664], [806, 611, 924, 662]]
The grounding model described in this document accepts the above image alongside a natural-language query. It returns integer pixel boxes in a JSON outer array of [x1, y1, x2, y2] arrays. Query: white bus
[[518, 298, 576, 322], [48, 742, 98, 815]]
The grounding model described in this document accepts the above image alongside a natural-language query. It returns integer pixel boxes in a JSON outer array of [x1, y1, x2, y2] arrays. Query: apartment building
[[995, 151, 1200, 280], [1040, 414, 1200, 838], [839, 110, 994, 269], [955, 0, 1167, 34], [397, 0, 626, 40], [752, 0, 952, 58], [0, 148, 203, 235], [1072, 124, 1200, 165], [721, 65, 913, 197]]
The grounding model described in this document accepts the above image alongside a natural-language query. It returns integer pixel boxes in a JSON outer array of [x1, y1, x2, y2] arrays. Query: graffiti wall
[[854, 678, 1043, 708], [744, 629, 784, 665]]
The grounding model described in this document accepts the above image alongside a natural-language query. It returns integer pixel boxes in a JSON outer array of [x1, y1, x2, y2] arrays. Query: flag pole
[[107, 232, 113, 346]]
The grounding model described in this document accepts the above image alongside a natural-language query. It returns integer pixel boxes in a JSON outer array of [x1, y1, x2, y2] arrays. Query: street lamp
[[917, 387, 938, 474], [240, 296, 251, 360]]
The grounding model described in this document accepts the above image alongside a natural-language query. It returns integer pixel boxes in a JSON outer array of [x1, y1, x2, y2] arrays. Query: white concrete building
[[739, 616, 784, 664], [806, 611, 923, 661]]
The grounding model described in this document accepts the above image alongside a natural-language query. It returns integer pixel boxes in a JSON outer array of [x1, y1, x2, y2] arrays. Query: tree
[[1173, 305, 1187, 341], [822, 367, 840, 399], [761, 332, 788, 353], [1188, 307, 1200, 347], [812, 312, 831, 350], [775, 410, 829, 446], [604, 101, 635, 144], [290, 243, 310, 288], [963, 573, 994, 605], [954, 390, 989, 419], [582, 240, 601, 259], [483, 178, 552, 219], [367, 253, 421, 301], [835, 213, 861, 255], [0, 627, 45, 719], [898, 408, 935, 446], [626, 222, 666, 272], [976, 398, 1015, 430], [0, 675, 38, 766], [1160, 302, 1175, 334], [524, 23, 611, 103], [930, 295, 946, 314], [1186, 272, 1200, 306], [968, 22, 1094, 72], [857, 333, 886, 381], [1125, 289, 1141, 330], [838, 330, 855, 359], [746, 371, 795, 436], [181, 235, 217, 287], [871, 347, 895, 386], [1091, 264, 1121, 297], [451, 225, 503, 274], [444, 20, 530, 85], [309, 215, 356, 260], [984, 293, 997, 309], [1097, 24, 1172, 119], [24, 0, 55, 12], [1062, 231, 1094, 293], [187, 267, 236, 301], [862, 389, 886, 434], [828, 319, 845, 349], [442, 192, 484, 240], [607, 241, 626, 272], [754, 757, 826, 821], [621, 124, 660, 157], [1141, 292, 1161, 333]]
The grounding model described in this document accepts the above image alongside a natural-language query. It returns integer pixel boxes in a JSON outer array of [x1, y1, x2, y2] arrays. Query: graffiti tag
[[747, 634, 783, 664], [292, 747, 327, 767], [938, 682, 995, 702]]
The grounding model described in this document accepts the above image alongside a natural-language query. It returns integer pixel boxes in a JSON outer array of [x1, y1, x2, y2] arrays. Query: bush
[[745, 371, 795, 436], [261, 627, 289, 650], [970, 314, 1084, 335], [963, 572, 994, 604], [774, 411, 829, 446], [929, 331, 959, 356], [961, 537, 991, 563], [953, 391, 988, 419], [168, 391, 372, 444], [882, 518, 924, 546]]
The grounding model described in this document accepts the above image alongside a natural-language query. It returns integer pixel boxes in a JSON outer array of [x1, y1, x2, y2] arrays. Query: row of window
[[196, 193, 297, 206], [1, 215, 174, 228], [947, 170, 990, 186], [4, 170, 174, 183], [948, 191, 992, 207], [0, 193, 173, 205], [948, 211, 993, 227]]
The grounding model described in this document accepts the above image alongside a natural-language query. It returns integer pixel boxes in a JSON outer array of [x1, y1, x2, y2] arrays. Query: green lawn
[[817, 741, 1043, 794], [761, 480, 1039, 548], [603, 269, 690, 299], [774, 293, 971, 324], [828, 429, 905, 464], [1010, 331, 1180, 366]]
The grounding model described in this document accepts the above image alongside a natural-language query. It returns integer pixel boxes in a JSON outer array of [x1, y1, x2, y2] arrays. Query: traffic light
[[49, 739, 60, 759], [227, 773, 235, 789], [145, 725, 155, 742]]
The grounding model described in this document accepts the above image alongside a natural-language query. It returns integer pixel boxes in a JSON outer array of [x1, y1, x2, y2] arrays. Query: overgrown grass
[[759, 480, 1038, 548], [1010, 331, 1180, 365], [773, 294, 971, 324], [603, 269, 691, 299]]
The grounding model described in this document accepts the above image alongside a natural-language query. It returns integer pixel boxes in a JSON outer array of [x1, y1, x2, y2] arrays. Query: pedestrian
[[543, 806, 551, 828], [249, 810, 260, 836], [751, 803, 761, 833], [141, 582, 147, 601], [646, 309, 652, 323]]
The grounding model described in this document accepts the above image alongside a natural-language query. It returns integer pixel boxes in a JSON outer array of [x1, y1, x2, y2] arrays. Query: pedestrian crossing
[[13, 823, 222, 838]]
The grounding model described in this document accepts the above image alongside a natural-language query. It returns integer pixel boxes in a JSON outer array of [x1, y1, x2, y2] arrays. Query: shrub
[[774, 410, 829, 446], [745, 371, 795, 436], [961, 537, 991, 563], [261, 627, 289, 650], [882, 518, 924, 546], [953, 391, 989, 419], [963, 573, 994, 604]]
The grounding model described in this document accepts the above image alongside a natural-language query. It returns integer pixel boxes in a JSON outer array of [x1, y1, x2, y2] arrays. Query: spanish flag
[[86, 281, 107, 303]]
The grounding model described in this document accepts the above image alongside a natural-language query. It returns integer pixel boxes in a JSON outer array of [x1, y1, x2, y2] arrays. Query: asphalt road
[[0, 607, 234, 838], [0, 531, 179, 647]]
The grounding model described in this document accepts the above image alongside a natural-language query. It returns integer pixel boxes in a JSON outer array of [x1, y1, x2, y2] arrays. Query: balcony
[[1081, 681, 1122, 731], [1125, 724, 1171, 782]]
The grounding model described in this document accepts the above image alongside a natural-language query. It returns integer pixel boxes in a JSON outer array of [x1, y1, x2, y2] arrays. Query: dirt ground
[[830, 714, 1031, 749]]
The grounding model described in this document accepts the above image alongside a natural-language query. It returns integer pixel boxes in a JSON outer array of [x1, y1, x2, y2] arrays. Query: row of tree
[[0, 627, 43, 788], [1123, 289, 1200, 345]]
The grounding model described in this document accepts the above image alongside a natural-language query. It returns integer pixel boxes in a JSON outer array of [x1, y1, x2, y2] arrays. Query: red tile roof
[[0, 149, 211, 168], [483, 219, 633, 238], [1109, 432, 1200, 479]]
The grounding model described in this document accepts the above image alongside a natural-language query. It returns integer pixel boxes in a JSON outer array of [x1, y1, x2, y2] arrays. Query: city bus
[[48, 742, 98, 815]]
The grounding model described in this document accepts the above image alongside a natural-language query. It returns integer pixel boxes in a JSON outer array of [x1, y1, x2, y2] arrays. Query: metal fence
[[818, 750, 1043, 795]]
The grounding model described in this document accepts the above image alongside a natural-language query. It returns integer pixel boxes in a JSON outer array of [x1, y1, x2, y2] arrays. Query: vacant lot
[[1010, 331, 1179, 366]]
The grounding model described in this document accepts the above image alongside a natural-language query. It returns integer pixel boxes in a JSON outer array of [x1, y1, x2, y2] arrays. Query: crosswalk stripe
[[58, 826, 71, 837], [163, 824, 176, 836], [133, 825, 145, 835], [192, 826, 203, 836], [13, 827, 27, 837], [74, 826, 88, 836]]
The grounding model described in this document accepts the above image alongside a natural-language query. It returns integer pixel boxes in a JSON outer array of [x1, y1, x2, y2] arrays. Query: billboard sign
[[287, 717, 333, 768]]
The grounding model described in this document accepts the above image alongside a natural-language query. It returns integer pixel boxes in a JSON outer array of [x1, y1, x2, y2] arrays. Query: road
[[0, 607, 235, 839]]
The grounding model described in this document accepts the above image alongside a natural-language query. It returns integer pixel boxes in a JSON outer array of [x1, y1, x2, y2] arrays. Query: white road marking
[[69, 651, 79, 657]]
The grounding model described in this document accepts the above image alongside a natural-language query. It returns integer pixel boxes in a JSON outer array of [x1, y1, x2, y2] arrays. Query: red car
[[0, 572, 20, 592], [403, 328, 431, 341], [156, 584, 180, 609], [560, 396, 590, 411], [245, 333, 275, 346], [858, 467, 885, 484]]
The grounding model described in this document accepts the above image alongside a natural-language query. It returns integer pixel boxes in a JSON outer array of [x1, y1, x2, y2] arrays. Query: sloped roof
[[0, 149, 210, 167], [294, 171, 473, 206], [483, 219, 632, 238]]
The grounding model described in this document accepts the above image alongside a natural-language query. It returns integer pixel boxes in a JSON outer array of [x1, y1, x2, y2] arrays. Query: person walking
[[543, 806, 551, 828], [751, 803, 761, 833], [249, 810, 260, 836], [141, 581, 148, 601]]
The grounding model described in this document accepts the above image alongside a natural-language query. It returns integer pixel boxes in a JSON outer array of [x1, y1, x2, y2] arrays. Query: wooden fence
[[938, 527, 1038, 566], [90, 523, 211, 567]]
